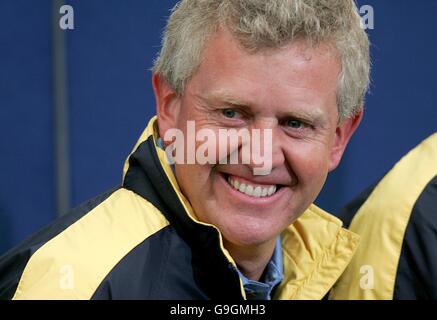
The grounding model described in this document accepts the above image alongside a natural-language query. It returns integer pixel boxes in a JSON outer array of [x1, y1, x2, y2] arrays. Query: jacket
[[330, 133, 437, 300], [0, 116, 359, 300]]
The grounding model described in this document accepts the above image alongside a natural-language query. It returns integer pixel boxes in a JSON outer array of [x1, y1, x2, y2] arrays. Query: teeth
[[234, 180, 240, 189], [246, 185, 254, 195], [268, 185, 276, 196], [239, 183, 246, 193], [261, 188, 268, 197], [253, 186, 261, 197], [227, 176, 277, 198]]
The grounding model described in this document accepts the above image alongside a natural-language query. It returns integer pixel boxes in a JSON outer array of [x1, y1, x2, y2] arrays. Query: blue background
[[1, 0, 436, 254]]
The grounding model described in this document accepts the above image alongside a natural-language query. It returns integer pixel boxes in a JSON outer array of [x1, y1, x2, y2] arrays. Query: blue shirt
[[236, 237, 284, 300]]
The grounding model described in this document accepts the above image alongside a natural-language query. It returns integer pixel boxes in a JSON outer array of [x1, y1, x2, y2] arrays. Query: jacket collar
[[123, 116, 360, 300]]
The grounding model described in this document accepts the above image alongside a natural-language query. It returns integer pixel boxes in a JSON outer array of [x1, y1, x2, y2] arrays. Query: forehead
[[185, 28, 341, 117]]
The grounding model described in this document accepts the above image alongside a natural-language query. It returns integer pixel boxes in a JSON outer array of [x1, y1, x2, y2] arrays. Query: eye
[[222, 109, 238, 119], [286, 119, 304, 129]]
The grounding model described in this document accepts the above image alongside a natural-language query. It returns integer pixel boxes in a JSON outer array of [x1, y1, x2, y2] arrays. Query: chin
[[220, 218, 280, 247]]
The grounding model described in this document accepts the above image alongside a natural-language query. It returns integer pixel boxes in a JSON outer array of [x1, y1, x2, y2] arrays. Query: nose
[[244, 119, 285, 176]]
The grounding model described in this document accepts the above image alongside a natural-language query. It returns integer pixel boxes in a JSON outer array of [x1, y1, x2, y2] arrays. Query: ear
[[152, 73, 181, 142], [328, 110, 363, 172]]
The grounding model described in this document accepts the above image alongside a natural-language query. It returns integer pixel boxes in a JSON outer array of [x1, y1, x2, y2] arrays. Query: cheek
[[175, 165, 209, 207], [284, 142, 331, 187]]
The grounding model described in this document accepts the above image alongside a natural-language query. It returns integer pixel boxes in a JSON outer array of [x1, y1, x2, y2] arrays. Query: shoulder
[[0, 187, 170, 300]]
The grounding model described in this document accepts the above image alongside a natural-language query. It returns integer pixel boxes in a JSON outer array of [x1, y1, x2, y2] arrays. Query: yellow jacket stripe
[[277, 205, 359, 299], [13, 189, 169, 299]]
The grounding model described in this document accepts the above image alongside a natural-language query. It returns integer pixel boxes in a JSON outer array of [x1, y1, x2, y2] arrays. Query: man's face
[[156, 29, 359, 248]]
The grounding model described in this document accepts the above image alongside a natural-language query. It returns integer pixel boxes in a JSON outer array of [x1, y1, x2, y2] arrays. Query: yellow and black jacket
[[330, 133, 437, 300], [0, 117, 359, 300]]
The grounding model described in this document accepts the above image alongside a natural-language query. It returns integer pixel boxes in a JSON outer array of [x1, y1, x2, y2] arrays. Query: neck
[[224, 239, 277, 281]]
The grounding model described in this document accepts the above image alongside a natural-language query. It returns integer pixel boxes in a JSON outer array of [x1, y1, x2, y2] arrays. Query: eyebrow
[[198, 90, 328, 125], [200, 90, 251, 108]]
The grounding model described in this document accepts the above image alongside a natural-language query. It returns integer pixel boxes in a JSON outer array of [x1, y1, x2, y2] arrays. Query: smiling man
[[0, 0, 370, 300]]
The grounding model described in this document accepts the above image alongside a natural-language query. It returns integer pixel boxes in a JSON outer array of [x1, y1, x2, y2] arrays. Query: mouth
[[223, 174, 282, 199]]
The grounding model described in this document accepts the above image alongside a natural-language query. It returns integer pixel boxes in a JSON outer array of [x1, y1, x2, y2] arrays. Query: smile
[[226, 175, 278, 198]]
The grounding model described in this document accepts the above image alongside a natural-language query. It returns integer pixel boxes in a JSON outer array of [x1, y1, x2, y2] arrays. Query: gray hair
[[153, 0, 370, 121]]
